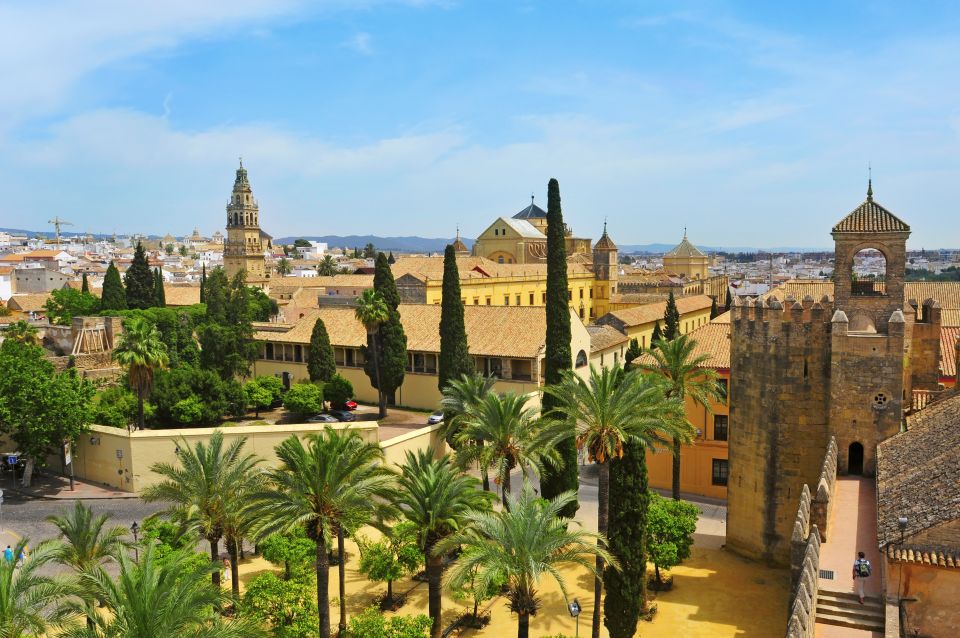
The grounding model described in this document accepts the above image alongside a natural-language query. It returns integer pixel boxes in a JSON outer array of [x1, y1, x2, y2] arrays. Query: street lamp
[[567, 599, 581, 638], [130, 521, 140, 562]]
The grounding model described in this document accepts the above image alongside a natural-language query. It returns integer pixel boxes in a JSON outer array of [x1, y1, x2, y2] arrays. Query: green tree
[[3, 320, 39, 345], [540, 178, 577, 515], [392, 450, 492, 638], [438, 245, 472, 393], [251, 430, 396, 638], [141, 431, 262, 590], [101, 261, 127, 311], [61, 544, 266, 638], [283, 383, 323, 417], [624, 338, 641, 370], [363, 243, 377, 259], [0, 539, 71, 636], [165, 243, 174, 255], [81, 273, 90, 294], [151, 367, 230, 426], [307, 318, 336, 383], [651, 320, 663, 345], [113, 316, 170, 430], [439, 373, 495, 489], [663, 291, 680, 341], [124, 241, 156, 310], [245, 379, 273, 418], [259, 530, 315, 581], [638, 334, 722, 500], [453, 392, 568, 510], [242, 572, 318, 638], [276, 258, 293, 276], [543, 366, 687, 638], [221, 459, 266, 602], [357, 521, 422, 606], [91, 386, 142, 428], [603, 439, 650, 638], [47, 501, 128, 574], [316, 255, 338, 276], [179, 244, 188, 257], [199, 263, 206, 304], [347, 607, 432, 638], [199, 269, 259, 380], [255, 375, 285, 406], [439, 485, 614, 638], [363, 253, 406, 416], [249, 287, 278, 322], [154, 269, 166, 307], [646, 493, 698, 585], [44, 287, 100, 325], [293, 239, 311, 248], [387, 251, 396, 265], [709, 296, 718, 319], [449, 557, 502, 626], [0, 340, 94, 487], [724, 287, 732, 310], [324, 374, 353, 410], [355, 289, 389, 417]]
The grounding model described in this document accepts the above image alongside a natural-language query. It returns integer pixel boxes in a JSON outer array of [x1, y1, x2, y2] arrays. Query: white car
[[427, 411, 444, 425], [307, 414, 338, 424]]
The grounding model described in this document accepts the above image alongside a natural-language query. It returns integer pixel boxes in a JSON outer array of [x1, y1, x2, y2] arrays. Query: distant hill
[[274, 235, 476, 254]]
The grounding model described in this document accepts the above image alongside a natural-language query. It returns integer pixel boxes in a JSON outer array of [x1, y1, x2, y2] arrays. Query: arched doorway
[[848, 442, 864, 475]]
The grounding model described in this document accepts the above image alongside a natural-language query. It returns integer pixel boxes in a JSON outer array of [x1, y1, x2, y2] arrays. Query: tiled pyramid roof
[[832, 182, 910, 233]]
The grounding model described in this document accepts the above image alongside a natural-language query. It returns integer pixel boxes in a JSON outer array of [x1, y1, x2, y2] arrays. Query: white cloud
[[345, 32, 375, 56]]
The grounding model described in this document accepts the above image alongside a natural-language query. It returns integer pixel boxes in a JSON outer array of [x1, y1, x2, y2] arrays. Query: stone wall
[[785, 526, 821, 638], [910, 299, 943, 392], [810, 437, 838, 540]]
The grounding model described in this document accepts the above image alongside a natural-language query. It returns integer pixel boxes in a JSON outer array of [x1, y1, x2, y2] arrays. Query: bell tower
[[224, 160, 268, 283], [591, 221, 618, 318]]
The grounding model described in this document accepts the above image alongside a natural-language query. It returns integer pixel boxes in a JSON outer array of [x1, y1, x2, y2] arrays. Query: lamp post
[[130, 521, 140, 562], [897, 516, 908, 606], [567, 599, 581, 638]]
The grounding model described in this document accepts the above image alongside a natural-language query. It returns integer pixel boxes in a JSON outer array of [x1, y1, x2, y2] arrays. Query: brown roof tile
[[603, 294, 714, 328], [832, 194, 910, 233], [163, 285, 201, 307], [6, 293, 51, 312], [586, 325, 629, 353], [941, 326, 959, 378]]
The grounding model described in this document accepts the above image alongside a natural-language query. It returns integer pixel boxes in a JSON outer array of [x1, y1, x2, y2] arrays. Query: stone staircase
[[816, 589, 885, 633]]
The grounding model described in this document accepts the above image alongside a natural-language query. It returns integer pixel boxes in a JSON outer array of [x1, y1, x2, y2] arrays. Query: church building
[[223, 161, 272, 284]]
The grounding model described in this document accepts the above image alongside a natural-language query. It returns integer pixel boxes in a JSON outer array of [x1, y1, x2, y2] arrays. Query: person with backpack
[[853, 550, 872, 603]]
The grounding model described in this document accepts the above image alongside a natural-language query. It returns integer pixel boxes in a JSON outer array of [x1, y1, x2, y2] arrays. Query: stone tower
[[591, 222, 618, 318], [726, 183, 940, 565], [224, 160, 268, 283]]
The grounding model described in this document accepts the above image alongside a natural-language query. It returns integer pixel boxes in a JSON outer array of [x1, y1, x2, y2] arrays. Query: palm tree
[[638, 335, 723, 500], [453, 392, 568, 509], [3, 320, 40, 346], [316, 255, 339, 276], [354, 289, 390, 418], [543, 365, 688, 638], [393, 449, 493, 638], [438, 484, 615, 638], [0, 539, 71, 636], [59, 544, 265, 638], [276, 257, 292, 276], [112, 316, 169, 430], [249, 429, 395, 638], [140, 431, 261, 590], [440, 373, 496, 490], [46, 502, 128, 574], [221, 465, 266, 602]]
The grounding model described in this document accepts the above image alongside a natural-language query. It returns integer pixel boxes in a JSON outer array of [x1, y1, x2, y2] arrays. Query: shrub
[[324, 374, 354, 409], [141, 518, 209, 574], [245, 379, 274, 417], [223, 379, 247, 419], [283, 383, 323, 416], [242, 571, 318, 638], [151, 366, 228, 425], [171, 396, 204, 425], [259, 529, 316, 581], [91, 386, 144, 428], [346, 607, 431, 638], [255, 375, 285, 406]]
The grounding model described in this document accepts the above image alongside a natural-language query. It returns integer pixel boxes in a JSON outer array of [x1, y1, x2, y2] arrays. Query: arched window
[[575, 350, 588, 368], [850, 248, 887, 296]]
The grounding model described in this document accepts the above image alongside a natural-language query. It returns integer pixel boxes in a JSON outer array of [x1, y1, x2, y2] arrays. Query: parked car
[[344, 400, 358, 411], [427, 410, 444, 425], [328, 410, 356, 422], [307, 414, 338, 424]]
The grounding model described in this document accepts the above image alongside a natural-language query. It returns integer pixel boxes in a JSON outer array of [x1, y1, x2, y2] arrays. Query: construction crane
[[48, 216, 74, 247]]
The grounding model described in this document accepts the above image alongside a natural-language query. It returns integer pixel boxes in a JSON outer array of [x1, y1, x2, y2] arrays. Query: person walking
[[3, 545, 12, 563], [853, 550, 872, 603]]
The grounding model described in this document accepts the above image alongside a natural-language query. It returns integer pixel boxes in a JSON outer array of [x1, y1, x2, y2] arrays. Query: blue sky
[[1, 0, 959, 248]]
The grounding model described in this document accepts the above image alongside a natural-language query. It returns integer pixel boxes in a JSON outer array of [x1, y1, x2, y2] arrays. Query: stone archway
[[848, 441, 864, 475]]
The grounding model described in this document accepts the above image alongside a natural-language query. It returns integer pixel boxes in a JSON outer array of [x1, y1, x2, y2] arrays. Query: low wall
[[811, 437, 838, 541], [786, 526, 822, 638], [380, 423, 449, 467], [72, 422, 379, 493]]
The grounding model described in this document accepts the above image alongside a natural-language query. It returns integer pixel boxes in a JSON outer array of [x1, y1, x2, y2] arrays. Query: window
[[575, 350, 588, 368], [494, 228, 499, 236], [541, 292, 546, 304], [504, 295, 510, 305], [265, 343, 275, 360], [486, 297, 491, 305], [568, 289, 572, 301], [641, 336, 646, 348], [516, 295, 521, 306], [474, 297, 479, 305], [498, 256, 504, 264], [717, 379, 728, 403], [529, 293, 534, 305], [589, 288, 593, 299], [579, 288, 584, 299], [712, 459, 729, 486], [713, 415, 728, 441], [613, 351, 619, 364]]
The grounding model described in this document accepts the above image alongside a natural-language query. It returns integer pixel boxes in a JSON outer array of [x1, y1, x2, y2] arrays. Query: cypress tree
[[124, 241, 155, 310], [387, 251, 396, 265], [663, 291, 680, 340], [307, 318, 336, 383], [651, 320, 663, 346], [100, 261, 127, 311], [364, 253, 406, 416], [154, 269, 166, 307], [709, 296, 718, 319], [81, 273, 89, 294], [539, 178, 578, 516], [624, 338, 641, 370], [200, 263, 206, 304], [724, 287, 732, 310], [603, 439, 650, 638], [438, 244, 472, 392]]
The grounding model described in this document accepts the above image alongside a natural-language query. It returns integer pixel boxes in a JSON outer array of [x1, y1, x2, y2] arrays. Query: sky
[[1, 0, 959, 249]]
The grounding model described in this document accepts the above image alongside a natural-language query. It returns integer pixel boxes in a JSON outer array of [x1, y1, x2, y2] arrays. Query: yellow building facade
[[470, 198, 593, 265], [594, 294, 714, 350], [662, 231, 710, 280]]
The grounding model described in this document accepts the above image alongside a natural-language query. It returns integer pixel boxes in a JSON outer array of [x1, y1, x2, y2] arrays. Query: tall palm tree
[[393, 449, 493, 638], [316, 255, 339, 277], [249, 429, 395, 638], [3, 320, 40, 346], [453, 392, 569, 509], [439, 484, 615, 638], [440, 373, 496, 490], [46, 501, 128, 574], [0, 539, 70, 636], [112, 316, 169, 430], [59, 544, 265, 638], [141, 431, 261, 590], [221, 465, 266, 602], [544, 365, 688, 638], [354, 289, 390, 418], [275, 257, 292, 276], [638, 335, 723, 500]]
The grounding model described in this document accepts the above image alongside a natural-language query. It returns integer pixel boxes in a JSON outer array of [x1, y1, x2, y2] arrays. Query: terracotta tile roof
[[885, 545, 960, 569], [270, 275, 374, 289], [593, 228, 616, 251], [163, 285, 200, 307], [255, 304, 552, 358], [636, 319, 730, 370], [0, 254, 26, 263], [586, 325, 628, 353], [392, 256, 592, 281], [6, 293, 51, 312], [603, 294, 713, 328], [943, 310, 960, 328], [22, 249, 62, 258], [832, 193, 910, 233], [877, 392, 960, 550], [664, 235, 707, 258], [940, 326, 959, 379]]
